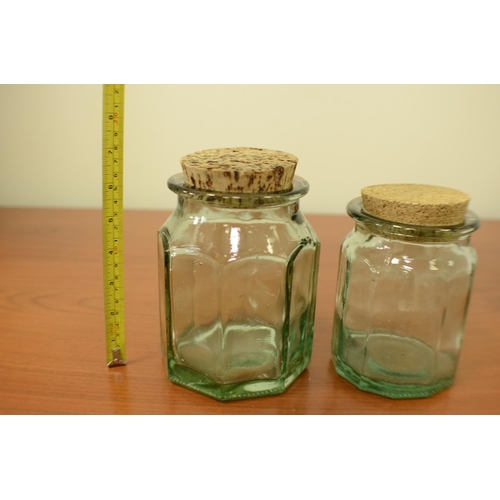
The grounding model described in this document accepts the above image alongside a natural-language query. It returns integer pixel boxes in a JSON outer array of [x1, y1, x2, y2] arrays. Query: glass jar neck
[[167, 173, 309, 210], [347, 197, 480, 243]]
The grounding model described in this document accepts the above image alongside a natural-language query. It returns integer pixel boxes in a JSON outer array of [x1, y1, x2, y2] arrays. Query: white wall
[[1, 84, 499, 218]]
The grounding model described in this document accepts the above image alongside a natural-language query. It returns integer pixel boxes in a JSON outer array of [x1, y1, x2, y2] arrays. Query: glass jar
[[331, 184, 480, 399], [158, 148, 320, 401]]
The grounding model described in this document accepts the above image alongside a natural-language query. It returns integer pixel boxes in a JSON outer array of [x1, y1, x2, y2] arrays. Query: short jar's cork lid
[[180, 147, 298, 193], [361, 184, 471, 226]]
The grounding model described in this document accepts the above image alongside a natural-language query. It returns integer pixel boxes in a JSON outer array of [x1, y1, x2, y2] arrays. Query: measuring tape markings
[[102, 84, 126, 367]]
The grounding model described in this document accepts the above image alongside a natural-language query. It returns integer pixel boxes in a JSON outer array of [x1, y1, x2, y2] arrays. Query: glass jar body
[[332, 198, 479, 399], [158, 175, 320, 401]]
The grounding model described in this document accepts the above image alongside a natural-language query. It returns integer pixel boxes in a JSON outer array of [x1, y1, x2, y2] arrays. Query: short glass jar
[[331, 184, 479, 399], [158, 148, 320, 401]]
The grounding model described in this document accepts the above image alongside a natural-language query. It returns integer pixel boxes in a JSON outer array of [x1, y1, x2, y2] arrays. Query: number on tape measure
[[102, 84, 126, 367]]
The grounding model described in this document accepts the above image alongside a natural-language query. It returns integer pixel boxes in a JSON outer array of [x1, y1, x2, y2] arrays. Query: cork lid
[[361, 184, 471, 226], [180, 147, 298, 193]]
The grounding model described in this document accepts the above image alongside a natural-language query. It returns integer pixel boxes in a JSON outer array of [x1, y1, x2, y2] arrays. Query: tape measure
[[102, 84, 126, 367]]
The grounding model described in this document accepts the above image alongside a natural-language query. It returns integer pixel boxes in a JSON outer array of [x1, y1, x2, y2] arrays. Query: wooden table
[[0, 208, 498, 414]]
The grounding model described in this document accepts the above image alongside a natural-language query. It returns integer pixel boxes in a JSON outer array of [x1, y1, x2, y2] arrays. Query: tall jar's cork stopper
[[180, 147, 298, 193], [361, 184, 471, 226]]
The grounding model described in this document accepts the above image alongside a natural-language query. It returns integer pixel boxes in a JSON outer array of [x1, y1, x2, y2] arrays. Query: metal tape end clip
[[108, 348, 126, 367]]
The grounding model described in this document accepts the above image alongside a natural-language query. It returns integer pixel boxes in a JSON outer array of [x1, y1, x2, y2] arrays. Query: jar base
[[333, 356, 454, 399], [165, 356, 310, 402]]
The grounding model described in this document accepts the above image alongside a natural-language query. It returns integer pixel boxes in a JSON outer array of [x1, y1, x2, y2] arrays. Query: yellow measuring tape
[[102, 84, 126, 367]]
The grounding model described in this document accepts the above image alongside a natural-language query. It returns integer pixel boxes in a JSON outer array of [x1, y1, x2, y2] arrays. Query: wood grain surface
[[0, 208, 499, 414]]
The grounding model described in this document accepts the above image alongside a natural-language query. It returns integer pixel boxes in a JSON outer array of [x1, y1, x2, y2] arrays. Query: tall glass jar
[[158, 148, 320, 401], [332, 184, 479, 399]]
